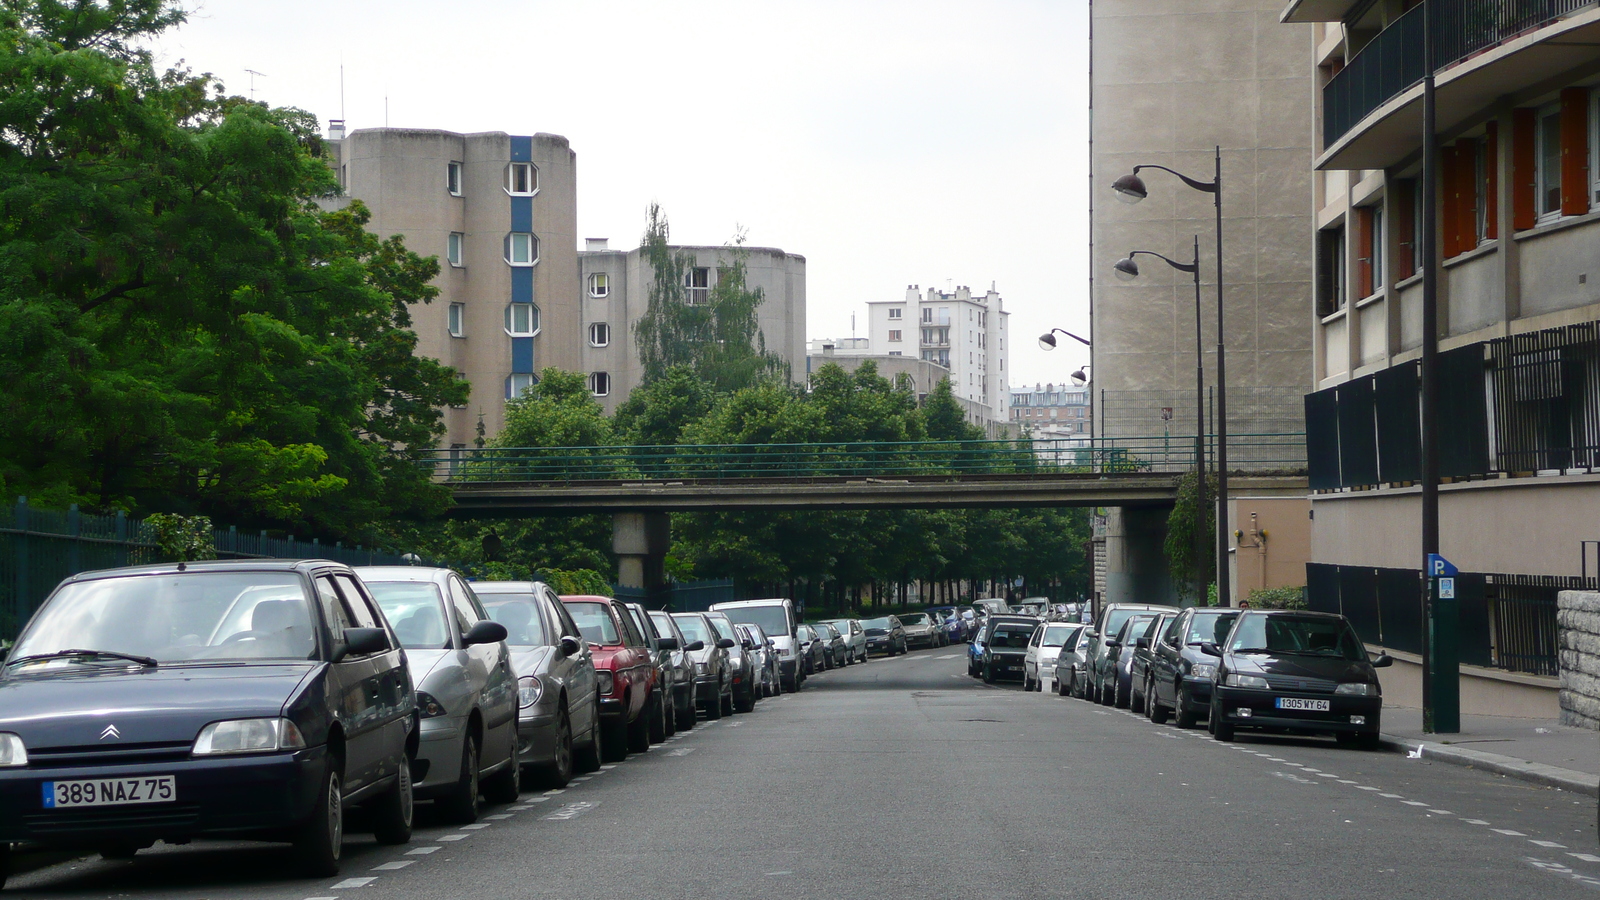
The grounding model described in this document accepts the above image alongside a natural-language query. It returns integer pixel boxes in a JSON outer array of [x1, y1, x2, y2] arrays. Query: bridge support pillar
[[613, 512, 670, 591], [1102, 506, 1178, 610]]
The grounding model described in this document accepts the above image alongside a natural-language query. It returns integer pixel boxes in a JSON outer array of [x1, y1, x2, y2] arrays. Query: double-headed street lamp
[[1112, 147, 1231, 608], [1038, 328, 1091, 352], [1114, 237, 1208, 599]]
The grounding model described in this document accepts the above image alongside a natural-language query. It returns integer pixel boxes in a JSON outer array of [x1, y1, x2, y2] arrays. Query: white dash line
[[330, 877, 378, 888], [372, 861, 414, 871], [1492, 829, 1527, 836]]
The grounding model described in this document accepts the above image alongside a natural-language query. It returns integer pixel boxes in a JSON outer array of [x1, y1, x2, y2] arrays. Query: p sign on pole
[[1424, 553, 1460, 734]]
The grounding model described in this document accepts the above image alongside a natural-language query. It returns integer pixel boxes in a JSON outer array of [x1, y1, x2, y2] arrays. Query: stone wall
[[1557, 591, 1600, 729]]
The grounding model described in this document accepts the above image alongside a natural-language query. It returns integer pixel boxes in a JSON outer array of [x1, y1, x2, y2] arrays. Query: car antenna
[[177, 562, 187, 572]]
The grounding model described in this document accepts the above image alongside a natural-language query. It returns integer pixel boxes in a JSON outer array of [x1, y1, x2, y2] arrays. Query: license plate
[[1275, 697, 1331, 712], [42, 776, 176, 809]]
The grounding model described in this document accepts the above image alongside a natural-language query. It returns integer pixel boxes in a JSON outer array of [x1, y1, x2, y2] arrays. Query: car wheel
[[663, 687, 678, 737], [540, 707, 575, 787], [602, 715, 630, 761], [628, 701, 652, 753], [293, 761, 343, 877], [983, 663, 995, 684], [676, 691, 697, 731], [0, 842, 10, 890], [720, 686, 734, 717], [648, 690, 668, 743], [1149, 681, 1170, 725], [573, 701, 604, 773], [1174, 685, 1198, 729], [1114, 675, 1131, 709], [371, 753, 415, 844], [1211, 702, 1234, 742], [1022, 673, 1033, 691], [1058, 671, 1071, 696], [704, 683, 723, 719], [438, 736, 482, 824], [482, 740, 521, 805], [1131, 677, 1145, 713], [735, 683, 756, 713]]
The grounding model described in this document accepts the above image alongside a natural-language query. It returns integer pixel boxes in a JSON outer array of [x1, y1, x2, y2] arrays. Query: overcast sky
[[157, 1, 1090, 390]]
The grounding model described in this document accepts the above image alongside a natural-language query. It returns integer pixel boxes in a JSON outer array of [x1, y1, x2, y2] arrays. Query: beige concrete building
[[863, 284, 1012, 430], [326, 126, 579, 448]]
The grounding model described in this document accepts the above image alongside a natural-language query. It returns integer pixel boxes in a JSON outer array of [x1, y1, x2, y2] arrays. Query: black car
[[1145, 607, 1241, 728], [0, 560, 418, 882], [1082, 603, 1177, 704], [1098, 611, 1160, 708], [980, 616, 1040, 683], [1203, 610, 1392, 747], [861, 616, 908, 657], [1127, 613, 1176, 714]]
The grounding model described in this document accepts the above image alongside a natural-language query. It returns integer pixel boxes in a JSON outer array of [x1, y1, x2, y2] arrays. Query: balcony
[[1320, 1, 1600, 170]]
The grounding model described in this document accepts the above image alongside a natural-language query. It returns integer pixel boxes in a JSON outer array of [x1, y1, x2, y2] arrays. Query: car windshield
[[649, 612, 680, 641], [1228, 615, 1366, 661], [1100, 608, 1142, 640], [672, 615, 711, 644], [814, 624, 836, 638], [477, 595, 550, 647], [366, 581, 452, 650], [899, 613, 928, 626], [1118, 615, 1155, 640], [821, 620, 851, 634], [718, 605, 790, 637], [1187, 611, 1240, 646], [1042, 624, 1077, 648], [11, 571, 316, 666], [565, 602, 620, 645], [990, 625, 1035, 648], [796, 625, 814, 640], [861, 617, 892, 630], [706, 615, 737, 642]]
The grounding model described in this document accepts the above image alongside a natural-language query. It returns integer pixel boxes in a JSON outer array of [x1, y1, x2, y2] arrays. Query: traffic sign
[[1426, 553, 1458, 578], [1438, 577, 1455, 599]]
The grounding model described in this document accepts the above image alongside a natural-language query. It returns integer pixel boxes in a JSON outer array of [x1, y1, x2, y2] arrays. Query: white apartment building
[[863, 284, 1011, 429]]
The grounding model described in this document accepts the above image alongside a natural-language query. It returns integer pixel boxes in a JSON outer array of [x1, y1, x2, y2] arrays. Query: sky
[[155, 0, 1091, 390]]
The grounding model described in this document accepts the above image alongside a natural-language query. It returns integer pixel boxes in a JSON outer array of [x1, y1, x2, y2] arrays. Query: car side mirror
[[1372, 653, 1393, 668], [463, 620, 509, 646], [335, 627, 389, 662], [1199, 641, 1223, 657], [1105, 640, 1121, 649], [1135, 637, 1150, 650], [742, 639, 755, 650], [558, 635, 583, 657], [717, 637, 736, 650], [657, 636, 680, 651], [684, 639, 705, 652]]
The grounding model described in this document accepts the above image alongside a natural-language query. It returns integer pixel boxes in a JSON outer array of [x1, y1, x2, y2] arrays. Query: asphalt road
[[8, 647, 1598, 899]]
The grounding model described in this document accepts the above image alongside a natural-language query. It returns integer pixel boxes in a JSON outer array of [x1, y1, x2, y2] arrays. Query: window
[[505, 373, 538, 400], [1538, 103, 1563, 219], [1316, 225, 1346, 316], [588, 272, 609, 297], [1354, 206, 1380, 298], [447, 232, 464, 267], [922, 307, 933, 323], [589, 372, 610, 396], [889, 351, 902, 356], [507, 162, 537, 195], [888, 308, 902, 320], [685, 267, 710, 305], [447, 161, 462, 196], [888, 329, 902, 342], [589, 322, 610, 347], [505, 232, 538, 266], [505, 302, 540, 336], [447, 303, 465, 338]]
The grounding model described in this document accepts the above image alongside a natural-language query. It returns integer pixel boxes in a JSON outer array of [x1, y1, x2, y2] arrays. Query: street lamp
[[1116, 237, 1208, 602], [1114, 148, 1230, 608], [1071, 366, 1090, 387], [1038, 328, 1091, 351]]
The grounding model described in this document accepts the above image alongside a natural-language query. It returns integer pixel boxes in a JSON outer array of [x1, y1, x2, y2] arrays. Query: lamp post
[[1112, 147, 1229, 607], [1114, 237, 1208, 603], [1039, 328, 1092, 351]]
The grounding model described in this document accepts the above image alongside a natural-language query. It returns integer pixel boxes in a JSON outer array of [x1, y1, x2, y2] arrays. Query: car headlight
[[1224, 674, 1269, 689], [597, 671, 615, 696], [193, 718, 305, 756], [0, 733, 28, 767], [1189, 663, 1217, 680], [518, 675, 544, 709], [416, 691, 449, 718], [1335, 682, 1379, 697]]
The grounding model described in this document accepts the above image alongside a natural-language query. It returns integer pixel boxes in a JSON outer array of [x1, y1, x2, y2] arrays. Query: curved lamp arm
[[1134, 163, 1217, 195]]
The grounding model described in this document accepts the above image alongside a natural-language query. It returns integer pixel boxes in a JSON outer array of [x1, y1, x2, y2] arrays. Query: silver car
[[1023, 622, 1083, 693], [897, 612, 942, 649], [357, 567, 520, 824], [821, 618, 868, 663], [707, 611, 758, 713], [736, 623, 780, 697], [472, 581, 603, 788], [647, 609, 701, 731], [1058, 626, 1095, 697], [673, 612, 732, 720]]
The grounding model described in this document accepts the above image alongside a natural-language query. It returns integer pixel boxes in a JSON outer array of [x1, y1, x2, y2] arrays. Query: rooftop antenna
[[851, 313, 856, 339], [244, 68, 266, 101], [340, 60, 345, 122]]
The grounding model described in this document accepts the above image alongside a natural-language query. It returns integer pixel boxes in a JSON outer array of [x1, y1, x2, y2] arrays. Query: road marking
[[1401, 801, 1430, 807], [1379, 793, 1404, 799], [667, 747, 697, 756], [572, 776, 593, 782], [331, 877, 378, 888], [461, 823, 490, 830], [1532, 840, 1569, 849], [1338, 780, 1358, 784], [1463, 819, 1490, 825], [544, 800, 600, 821], [405, 847, 440, 855], [765, 871, 794, 876], [544, 788, 567, 795], [599, 764, 618, 769], [1356, 785, 1381, 791], [372, 861, 414, 871], [438, 834, 471, 841], [1494, 829, 1529, 836], [1569, 853, 1600, 863], [1428, 809, 1454, 815], [486, 814, 513, 820], [527, 796, 550, 802]]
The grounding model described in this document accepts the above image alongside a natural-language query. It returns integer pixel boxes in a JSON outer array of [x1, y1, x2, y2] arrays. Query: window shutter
[[1441, 145, 1461, 258], [1354, 207, 1373, 299], [1484, 122, 1499, 239], [1396, 180, 1416, 274], [1561, 87, 1590, 217], [1455, 138, 1478, 252], [1512, 108, 1537, 230]]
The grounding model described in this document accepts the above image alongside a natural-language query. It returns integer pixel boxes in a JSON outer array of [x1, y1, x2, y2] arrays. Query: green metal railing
[[423, 434, 1308, 484]]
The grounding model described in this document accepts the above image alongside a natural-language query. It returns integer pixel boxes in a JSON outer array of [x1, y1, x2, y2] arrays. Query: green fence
[[1, 498, 427, 643], [613, 578, 739, 612]]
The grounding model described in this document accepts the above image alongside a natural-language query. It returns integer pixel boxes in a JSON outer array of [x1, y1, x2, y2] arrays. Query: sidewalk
[[1380, 706, 1598, 796]]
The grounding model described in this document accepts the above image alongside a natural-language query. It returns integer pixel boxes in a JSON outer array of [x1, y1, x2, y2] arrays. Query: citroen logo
[[99, 725, 121, 740]]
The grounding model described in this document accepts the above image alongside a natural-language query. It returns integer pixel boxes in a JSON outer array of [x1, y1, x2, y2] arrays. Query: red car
[[560, 595, 659, 762]]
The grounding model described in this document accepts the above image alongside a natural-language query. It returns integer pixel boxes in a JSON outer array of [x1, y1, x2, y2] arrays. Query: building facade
[[326, 127, 579, 448], [862, 284, 1012, 429], [1009, 381, 1092, 439], [1285, 0, 1600, 718]]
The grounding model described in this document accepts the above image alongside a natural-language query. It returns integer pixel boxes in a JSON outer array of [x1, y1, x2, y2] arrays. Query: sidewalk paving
[[1380, 705, 1598, 796]]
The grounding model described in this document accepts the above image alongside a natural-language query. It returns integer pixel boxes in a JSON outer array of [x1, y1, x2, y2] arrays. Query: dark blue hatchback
[[0, 559, 418, 885]]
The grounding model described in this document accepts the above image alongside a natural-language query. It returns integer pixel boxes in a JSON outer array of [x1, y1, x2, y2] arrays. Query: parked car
[[1127, 613, 1176, 714], [795, 623, 828, 674], [711, 599, 803, 692], [1022, 622, 1083, 692], [474, 581, 603, 788], [1204, 610, 1391, 747], [672, 613, 732, 719], [980, 615, 1040, 683], [736, 623, 780, 697], [820, 617, 868, 664], [705, 612, 758, 713], [1057, 625, 1095, 696], [1082, 602, 1178, 704], [1010, 600, 1046, 617], [813, 621, 850, 667], [562, 596, 659, 760], [861, 616, 908, 656], [973, 598, 1010, 616], [0, 560, 416, 877], [1145, 607, 1240, 728], [926, 606, 966, 643], [648, 610, 703, 731], [897, 612, 943, 649], [623, 602, 676, 742], [358, 566, 519, 823], [1101, 612, 1160, 708], [967, 617, 989, 676]]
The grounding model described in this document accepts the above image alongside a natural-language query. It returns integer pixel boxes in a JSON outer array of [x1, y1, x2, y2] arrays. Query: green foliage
[[144, 512, 216, 561], [611, 365, 715, 446], [1163, 471, 1216, 604], [543, 568, 612, 597], [496, 368, 616, 450], [923, 378, 983, 441], [1246, 585, 1307, 610], [0, 0, 466, 542]]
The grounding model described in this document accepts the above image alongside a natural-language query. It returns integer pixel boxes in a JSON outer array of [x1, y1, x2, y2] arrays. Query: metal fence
[[613, 579, 738, 612]]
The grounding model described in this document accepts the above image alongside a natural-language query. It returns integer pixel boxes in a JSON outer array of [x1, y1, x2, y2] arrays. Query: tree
[[923, 378, 984, 441], [1164, 471, 1216, 604], [611, 365, 715, 446]]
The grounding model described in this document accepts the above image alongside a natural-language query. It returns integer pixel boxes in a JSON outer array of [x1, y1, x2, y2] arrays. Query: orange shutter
[[1455, 138, 1478, 250], [1441, 145, 1461, 258], [1484, 122, 1499, 239], [1354, 207, 1373, 298], [1396, 180, 1416, 274], [1561, 87, 1591, 217], [1512, 108, 1538, 230]]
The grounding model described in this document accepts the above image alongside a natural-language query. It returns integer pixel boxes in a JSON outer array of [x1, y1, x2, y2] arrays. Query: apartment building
[[863, 284, 1011, 429], [1010, 381, 1092, 439], [1286, 0, 1600, 718], [326, 126, 579, 448]]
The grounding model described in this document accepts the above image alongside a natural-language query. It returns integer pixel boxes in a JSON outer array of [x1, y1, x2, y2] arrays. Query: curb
[[1379, 733, 1599, 798]]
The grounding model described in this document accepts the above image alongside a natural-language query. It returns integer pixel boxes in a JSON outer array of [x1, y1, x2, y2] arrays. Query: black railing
[[1324, 0, 1597, 149]]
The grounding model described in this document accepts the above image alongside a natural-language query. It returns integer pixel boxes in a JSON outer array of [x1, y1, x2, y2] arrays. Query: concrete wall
[[1102, 505, 1177, 607], [1228, 495, 1312, 601], [1375, 649, 1560, 720], [1558, 590, 1600, 729]]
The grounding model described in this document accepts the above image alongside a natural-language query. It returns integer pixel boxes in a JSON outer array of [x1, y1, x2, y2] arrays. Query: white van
[[710, 599, 803, 692]]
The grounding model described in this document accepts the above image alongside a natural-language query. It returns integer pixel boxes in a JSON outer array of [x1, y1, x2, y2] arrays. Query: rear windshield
[[706, 615, 737, 642], [861, 618, 892, 630], [479, 595, 551, 647], [718, 605, 790, 637], [1042, 624, 1077, 648], [990, 624, 1036, 648], [899, 613, 929, 626], [1186, 612, 1240, 646], [649, 612, 679, 640], [565, 601, 620, 645], [1228, 615, 1365, 661], [673, 614, 711, 644], [366, 581, 451, 650]]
